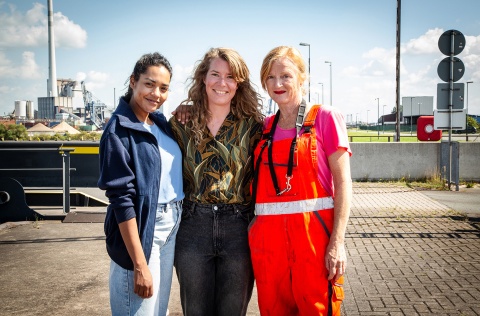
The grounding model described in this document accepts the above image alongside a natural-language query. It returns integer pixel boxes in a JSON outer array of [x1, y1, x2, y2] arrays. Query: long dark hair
[[124, 52, 173, 102]]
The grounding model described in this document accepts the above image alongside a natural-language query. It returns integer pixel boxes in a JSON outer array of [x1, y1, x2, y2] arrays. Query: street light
[[299, 43, 311, 102], [375, 98, 380, 138], [417, 102, 422, 134], [367, 110, 370, 130], [466, 81, 473, 141], [318, 82, 324, 104], [325, 61, 332, 105], [383, 104, 387, 133], [409, 97, 415, 135]]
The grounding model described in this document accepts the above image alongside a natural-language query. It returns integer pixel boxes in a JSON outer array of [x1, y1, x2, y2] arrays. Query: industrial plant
[[3, 0, 109, 132]]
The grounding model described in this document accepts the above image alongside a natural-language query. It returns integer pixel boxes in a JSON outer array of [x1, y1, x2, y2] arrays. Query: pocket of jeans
[[332, 276, 345, 301], [156, 211, 164, 222]]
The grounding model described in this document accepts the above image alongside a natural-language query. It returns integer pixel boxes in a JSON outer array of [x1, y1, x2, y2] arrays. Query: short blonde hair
[[260, 46, 307, 92]]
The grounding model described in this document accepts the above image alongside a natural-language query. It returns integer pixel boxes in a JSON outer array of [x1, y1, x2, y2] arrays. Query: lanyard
[[267, 99, 307, 196]]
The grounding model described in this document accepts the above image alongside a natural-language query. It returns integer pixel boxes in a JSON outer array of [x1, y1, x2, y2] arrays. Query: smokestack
[[47, 0, 58, 97]]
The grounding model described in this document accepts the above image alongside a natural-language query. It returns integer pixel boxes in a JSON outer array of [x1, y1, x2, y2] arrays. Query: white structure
[[47, 0, 57, 97], [14, 100, 27, 118], [26, 100, 35, 119]]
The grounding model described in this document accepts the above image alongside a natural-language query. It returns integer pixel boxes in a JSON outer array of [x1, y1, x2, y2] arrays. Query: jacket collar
[[113, 97, 166, 133]]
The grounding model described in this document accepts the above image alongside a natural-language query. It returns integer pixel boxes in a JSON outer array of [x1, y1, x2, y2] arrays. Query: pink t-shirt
[[265, 105, 352, 197]]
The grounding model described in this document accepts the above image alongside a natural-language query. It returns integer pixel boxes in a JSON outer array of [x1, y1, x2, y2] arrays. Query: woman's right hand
[[133, 264, 154, 298], [171, 104, 192, 124]]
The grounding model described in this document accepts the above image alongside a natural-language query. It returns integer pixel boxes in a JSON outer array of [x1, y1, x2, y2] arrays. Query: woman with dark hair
[[98, 52, 184, 315], [169, 47, 263, 315]]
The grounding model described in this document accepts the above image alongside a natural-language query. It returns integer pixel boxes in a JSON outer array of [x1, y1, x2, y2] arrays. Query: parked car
[[452, 126, 477, 134]]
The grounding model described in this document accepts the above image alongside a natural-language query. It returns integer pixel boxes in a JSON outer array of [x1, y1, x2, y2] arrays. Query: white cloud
[[0, 3, 87, 49], [0, 50, 40, 79], [54, 12, 87, 49], [404, 28, 444, 55], [78, 70, 110, 92], [19, 51, 41, 78]]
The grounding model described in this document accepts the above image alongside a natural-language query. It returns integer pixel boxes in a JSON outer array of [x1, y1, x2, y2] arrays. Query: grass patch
[[347, 130, 421, 142]]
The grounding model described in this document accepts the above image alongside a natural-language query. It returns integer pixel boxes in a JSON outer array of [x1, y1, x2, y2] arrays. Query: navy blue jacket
[[98, 97, 176, 270]]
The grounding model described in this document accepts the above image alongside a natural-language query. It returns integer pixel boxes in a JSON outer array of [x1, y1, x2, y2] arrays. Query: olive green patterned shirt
[[169, 112, 262, 205]]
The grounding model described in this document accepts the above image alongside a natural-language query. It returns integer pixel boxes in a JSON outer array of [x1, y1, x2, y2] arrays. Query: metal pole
[[466, 81, 473, 141], [318, 82, 324, 104], [409, 97, 414, 135], [367, 110, 370, 130], [325, 61, 332, 105], [395, 0, 401, 142], [448, 31, 456, 190], [376, 98, 380, 138], [383, 105, 386, 133], [308, 45, 310, 102], [299, 43, 311, 102], [61, 148, 74, 214]]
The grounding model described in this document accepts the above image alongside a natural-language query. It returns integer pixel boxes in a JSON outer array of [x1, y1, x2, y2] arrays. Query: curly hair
[[124, 52, 173, 102], [182, 47, 263, 145]]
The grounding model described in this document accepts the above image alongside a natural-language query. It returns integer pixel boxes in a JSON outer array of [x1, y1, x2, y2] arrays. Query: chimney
[[47, 0, 58, 97]]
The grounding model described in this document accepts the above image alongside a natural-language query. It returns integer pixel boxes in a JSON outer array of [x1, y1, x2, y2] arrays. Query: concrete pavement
[[0, 182, 479, 315]]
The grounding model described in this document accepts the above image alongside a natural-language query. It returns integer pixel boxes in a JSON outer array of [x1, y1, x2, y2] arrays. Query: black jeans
[[174, 200, 254, 316]]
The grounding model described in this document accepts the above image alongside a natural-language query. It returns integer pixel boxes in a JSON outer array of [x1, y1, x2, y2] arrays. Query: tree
[[467, 116, 478, 129], [0, 124, 27, 140]]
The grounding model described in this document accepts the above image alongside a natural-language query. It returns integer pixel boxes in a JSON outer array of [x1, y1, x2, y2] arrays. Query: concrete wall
[[350, 142, 480, 181], [459, 142, 480, 181]]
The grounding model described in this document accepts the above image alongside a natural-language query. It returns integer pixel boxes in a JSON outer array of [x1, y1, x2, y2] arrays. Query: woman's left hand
[[325, 239, 347, 282]]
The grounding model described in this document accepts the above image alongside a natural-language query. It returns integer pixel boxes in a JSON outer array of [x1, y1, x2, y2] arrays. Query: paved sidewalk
[[0, 183, 479, 315], [344, 183, 480, 316]]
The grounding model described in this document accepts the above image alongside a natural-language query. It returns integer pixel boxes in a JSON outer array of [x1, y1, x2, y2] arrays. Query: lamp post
[[417, 102, 422, 135], [375, 98, 380, 138], [356, 113, 359, 130], [318, 82, 324, 104], [383, 104, 387, 133], [325, 61, 332, 105], [367, 110, 370, 130], [466, 81, 473, 141], [299, 43, 311, 102], [409, 97, 415, 135]]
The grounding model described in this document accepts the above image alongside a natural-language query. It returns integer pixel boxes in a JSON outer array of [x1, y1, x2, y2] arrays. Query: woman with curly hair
[[169, 47, 263, 315]]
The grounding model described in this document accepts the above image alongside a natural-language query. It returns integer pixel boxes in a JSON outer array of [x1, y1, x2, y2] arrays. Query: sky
[[1, 0, 480, 125]]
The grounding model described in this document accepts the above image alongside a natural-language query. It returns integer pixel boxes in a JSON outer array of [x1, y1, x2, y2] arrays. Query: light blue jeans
[[110, 201, 182, 316]]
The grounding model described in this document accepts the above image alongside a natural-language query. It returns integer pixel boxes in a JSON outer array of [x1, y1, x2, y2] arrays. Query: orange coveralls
[[249, 105, 344, 315]]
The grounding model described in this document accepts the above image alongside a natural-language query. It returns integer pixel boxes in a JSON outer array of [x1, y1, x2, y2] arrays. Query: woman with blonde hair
[[169, 47, 263, 315], [249, 46, 352, 315]]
